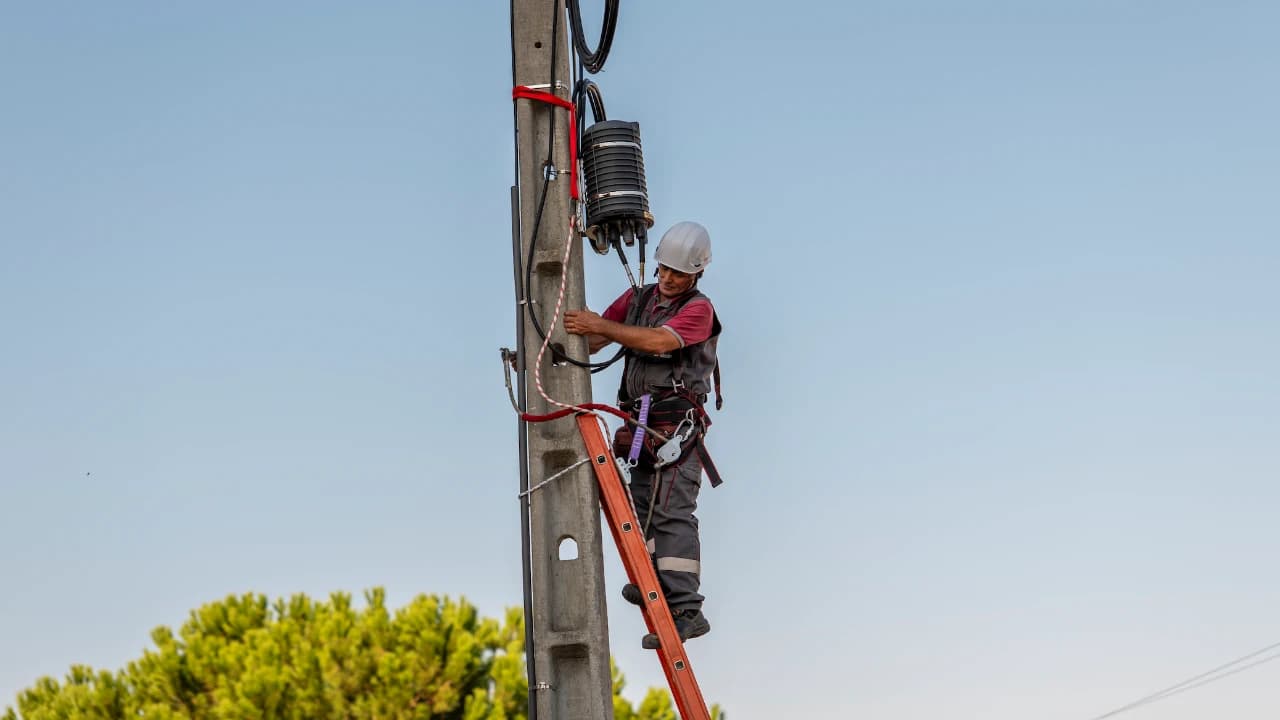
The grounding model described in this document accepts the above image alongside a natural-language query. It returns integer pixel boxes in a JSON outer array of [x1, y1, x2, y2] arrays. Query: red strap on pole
[[512, 86, 578, 200]]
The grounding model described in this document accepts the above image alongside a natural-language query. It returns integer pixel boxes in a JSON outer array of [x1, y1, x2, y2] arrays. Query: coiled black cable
[[575, 78, 607, 133], [567, 0, 619, 74]]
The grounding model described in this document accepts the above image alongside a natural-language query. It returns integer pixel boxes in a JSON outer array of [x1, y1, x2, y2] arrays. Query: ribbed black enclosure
[[580, 120, 650, 248]]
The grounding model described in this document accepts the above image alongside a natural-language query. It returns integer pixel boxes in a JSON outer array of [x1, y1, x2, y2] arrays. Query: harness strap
[[627, 393, 651, 465], [695, 441, 723, 488], [712, 361, 723, 411]]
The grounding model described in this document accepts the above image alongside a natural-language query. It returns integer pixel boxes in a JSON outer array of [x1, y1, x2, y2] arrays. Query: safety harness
[[612, 284, 724, 488]]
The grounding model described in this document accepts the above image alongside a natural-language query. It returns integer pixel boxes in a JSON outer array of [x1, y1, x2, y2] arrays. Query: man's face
[[657, 264, 697, 298]]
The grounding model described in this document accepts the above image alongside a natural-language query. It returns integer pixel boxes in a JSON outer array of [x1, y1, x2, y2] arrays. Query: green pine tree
[[3, 589, 722, 720]]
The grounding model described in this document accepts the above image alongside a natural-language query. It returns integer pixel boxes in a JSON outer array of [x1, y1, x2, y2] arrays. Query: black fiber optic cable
[[567, 0, 619, 74]]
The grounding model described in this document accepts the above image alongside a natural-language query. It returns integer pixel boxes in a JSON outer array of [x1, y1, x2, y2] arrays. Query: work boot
[[621, 583, 643, 606], [641, 608, 710, 650]]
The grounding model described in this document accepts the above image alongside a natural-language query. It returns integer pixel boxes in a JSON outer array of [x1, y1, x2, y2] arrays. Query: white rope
[[532, 215, 591, 411], [519, 457, 591, 498]]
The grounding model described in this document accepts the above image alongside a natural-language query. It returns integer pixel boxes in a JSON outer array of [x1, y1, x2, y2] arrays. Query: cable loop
[[567, 0, 619, 74]]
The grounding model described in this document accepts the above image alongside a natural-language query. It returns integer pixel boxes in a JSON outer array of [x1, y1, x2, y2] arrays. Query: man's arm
[[565, 309, 682, 355]]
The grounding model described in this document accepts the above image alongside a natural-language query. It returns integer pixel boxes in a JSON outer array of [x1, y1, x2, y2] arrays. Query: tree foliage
[[3, 589, 721, 720]]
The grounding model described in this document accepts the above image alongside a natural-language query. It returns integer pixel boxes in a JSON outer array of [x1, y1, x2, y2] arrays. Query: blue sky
[[2, 3, 1278, 718]]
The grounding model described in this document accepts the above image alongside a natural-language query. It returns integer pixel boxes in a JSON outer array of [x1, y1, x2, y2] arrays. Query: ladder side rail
[[575, 414, 711, 720]]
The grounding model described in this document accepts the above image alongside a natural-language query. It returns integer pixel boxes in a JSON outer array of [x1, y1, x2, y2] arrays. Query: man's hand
[[564, 308, 603, 336], [565, 306, 678, 355], [565, 309, 614, 354]]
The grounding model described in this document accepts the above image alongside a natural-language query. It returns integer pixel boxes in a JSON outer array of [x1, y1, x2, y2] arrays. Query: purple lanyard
[[627, 393, 651, 464]]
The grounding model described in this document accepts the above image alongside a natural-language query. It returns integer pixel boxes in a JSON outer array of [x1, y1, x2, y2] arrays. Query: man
[[564, 220, 721, 649]]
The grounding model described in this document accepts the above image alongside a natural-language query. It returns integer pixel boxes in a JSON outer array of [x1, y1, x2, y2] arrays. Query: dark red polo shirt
[[602, 287, 715, 348]]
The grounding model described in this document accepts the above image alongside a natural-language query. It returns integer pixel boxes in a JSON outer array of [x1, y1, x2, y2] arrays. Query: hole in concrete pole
[[550, 342, 569, 366], [558, 536, 579, 561], [543, 449, 578, 477]]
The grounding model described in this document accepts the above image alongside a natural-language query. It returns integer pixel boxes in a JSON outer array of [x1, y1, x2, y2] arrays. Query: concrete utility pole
[[510, 2, 615, 719]]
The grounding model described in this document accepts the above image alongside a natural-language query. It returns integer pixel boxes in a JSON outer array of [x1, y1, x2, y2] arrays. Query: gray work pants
[[630, 453, 704, 611]]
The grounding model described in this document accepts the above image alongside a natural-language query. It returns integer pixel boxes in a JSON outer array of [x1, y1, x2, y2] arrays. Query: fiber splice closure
[[581, 119, 654, 256]]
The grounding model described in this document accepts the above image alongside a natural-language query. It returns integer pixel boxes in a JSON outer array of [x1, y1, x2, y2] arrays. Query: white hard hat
[[654, 221, 712, 274]]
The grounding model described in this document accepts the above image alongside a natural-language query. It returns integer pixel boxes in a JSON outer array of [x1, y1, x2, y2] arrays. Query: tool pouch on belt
[[612, 424, 636, 462], [612, 423, 683, 470], [614, 403, 724, 487]]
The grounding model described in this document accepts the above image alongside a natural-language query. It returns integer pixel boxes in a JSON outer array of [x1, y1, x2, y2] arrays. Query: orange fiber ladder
[[575, 413, 711, 720]]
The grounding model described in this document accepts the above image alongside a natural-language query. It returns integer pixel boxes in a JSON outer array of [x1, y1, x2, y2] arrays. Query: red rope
[[511, 86, 578, 200], [521, 403, 630, 424]]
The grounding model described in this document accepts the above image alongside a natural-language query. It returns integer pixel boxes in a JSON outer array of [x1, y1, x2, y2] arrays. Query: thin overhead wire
[[1139, 651, 1280, 706], [1087, 640, 1280, 720]]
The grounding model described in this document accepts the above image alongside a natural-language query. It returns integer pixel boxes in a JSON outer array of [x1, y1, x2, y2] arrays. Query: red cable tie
[[512, 86, 578, 200]]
